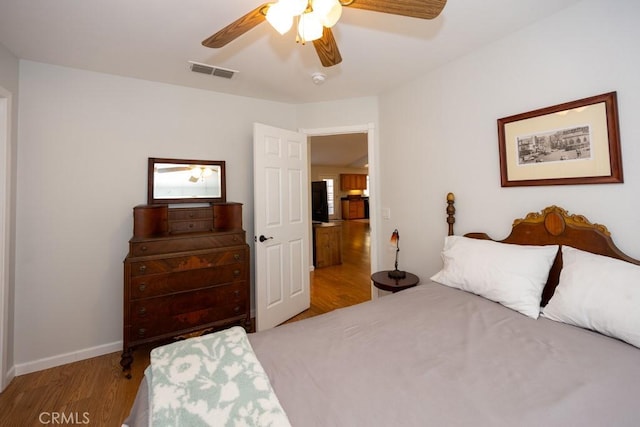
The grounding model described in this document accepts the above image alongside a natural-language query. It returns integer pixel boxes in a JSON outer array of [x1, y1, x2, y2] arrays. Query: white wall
[[378, 0, 640, 283], [296, 97, 378, 130], [14, 61, 296, 372]]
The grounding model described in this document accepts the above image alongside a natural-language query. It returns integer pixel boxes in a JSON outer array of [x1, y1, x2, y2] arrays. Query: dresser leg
[[120, 349, 133, 379], [244, 317, 254, 333]]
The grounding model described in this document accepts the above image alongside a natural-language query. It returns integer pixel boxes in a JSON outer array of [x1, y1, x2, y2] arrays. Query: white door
[[254, 123, 310, 331]]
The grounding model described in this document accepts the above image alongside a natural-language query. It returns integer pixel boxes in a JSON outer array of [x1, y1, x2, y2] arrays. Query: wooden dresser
[[120, 202, 250, 377]]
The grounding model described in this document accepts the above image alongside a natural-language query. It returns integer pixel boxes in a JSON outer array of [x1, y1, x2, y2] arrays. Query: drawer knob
[[233, 235, 238, 241], [233, 306, 241, 314], [234, 290, 240, 297], [140, 245, 148, 252], [233, 254, 240, 261], [188, 223, 194, 228], [137, 328, 146, 338], [139, 265, 147, 273], [233, 269, 240, 277], [138, 307, 147, 317], [138, 283, 147, 292]]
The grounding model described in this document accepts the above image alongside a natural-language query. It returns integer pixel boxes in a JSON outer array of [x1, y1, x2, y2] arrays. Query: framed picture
[[498, 92, 623, 187]]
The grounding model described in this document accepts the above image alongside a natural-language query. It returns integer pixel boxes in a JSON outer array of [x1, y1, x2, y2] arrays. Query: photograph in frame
[[498, 92, 622, 187]]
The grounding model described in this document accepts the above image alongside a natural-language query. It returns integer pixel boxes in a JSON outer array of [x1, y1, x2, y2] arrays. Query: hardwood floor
[[0, 219, 371, 426], [0, 348, 151, 426]]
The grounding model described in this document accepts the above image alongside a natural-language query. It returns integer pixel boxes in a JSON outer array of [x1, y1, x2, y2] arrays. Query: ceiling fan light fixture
[[266, 2, 293, 34], [298, 11, 323, 43], [280, 0, 308, 16], [312, 0, 342, 28]]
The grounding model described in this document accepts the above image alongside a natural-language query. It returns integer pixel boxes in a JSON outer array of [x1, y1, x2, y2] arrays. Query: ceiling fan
[[202, 0, 447, 67]]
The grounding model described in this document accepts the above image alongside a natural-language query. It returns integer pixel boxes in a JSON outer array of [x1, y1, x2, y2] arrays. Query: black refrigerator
[[311, 181, 329, 222]]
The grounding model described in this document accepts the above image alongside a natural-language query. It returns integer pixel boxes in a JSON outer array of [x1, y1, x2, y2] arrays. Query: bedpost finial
[[446, 192, 456, 236]]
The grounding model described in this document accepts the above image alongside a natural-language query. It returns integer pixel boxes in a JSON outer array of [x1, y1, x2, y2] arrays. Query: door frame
[[0, 86, 13, 391], [300, 123, 379, 299]]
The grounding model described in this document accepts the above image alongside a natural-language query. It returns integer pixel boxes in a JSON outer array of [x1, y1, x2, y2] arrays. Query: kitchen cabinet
[[341, 199, 365, 219], [340, 174, 367, 191], [313, 222, 342, 268]]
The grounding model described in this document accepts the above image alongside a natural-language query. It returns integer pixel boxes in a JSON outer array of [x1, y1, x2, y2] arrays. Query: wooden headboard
[[445, 193, 640, 306]]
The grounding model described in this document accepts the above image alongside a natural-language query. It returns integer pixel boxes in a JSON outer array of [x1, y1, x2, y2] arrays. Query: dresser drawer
[[168, 207, 213, 221], [130, 282, 247, 322], [129, 232, 246, 256], [130, 264, 247, 299], [130, 303, 247, 341], [129, 289, 248, 339], [169, 219, 214, 234], [129, 247, 248, 276]]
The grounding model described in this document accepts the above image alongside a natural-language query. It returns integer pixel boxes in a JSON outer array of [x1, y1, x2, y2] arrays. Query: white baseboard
[[14, 341, 123, 376]]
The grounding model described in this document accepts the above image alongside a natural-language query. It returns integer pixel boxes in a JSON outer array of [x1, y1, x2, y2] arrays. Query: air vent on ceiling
[[188, 61, 238, 79]]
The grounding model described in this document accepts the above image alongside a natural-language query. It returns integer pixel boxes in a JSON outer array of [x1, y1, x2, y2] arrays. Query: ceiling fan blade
[[343, 0, 447, 20], [313, 27, 343, 67], [156, 166, 191, 173], [202, 4, 269, 48]]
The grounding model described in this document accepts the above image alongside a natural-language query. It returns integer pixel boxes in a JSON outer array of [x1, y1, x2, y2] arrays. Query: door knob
[[258, 235, 273, 242]]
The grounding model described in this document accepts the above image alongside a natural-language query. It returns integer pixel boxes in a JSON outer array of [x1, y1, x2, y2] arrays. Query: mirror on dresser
[[147, 157, 226, 204]]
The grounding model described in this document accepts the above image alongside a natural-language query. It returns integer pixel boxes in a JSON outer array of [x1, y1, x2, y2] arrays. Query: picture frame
[[497, 92, 623, 187]]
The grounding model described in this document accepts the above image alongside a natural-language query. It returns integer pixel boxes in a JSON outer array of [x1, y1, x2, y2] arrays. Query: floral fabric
[[147, 326, 291, 427]]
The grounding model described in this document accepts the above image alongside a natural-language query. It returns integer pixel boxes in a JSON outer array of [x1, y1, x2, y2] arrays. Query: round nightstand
[[371, 271, 420, 293]]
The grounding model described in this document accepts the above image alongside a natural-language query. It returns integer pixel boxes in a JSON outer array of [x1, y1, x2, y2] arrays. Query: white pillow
[[430, 236, 558, 318], [543, 246, 640, 348]]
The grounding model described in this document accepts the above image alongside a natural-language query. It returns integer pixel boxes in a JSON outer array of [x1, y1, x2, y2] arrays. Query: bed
[[123, 193, 640, 426]]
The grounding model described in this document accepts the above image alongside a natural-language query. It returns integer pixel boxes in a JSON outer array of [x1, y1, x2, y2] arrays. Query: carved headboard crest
[[512, 205, 611, 237]]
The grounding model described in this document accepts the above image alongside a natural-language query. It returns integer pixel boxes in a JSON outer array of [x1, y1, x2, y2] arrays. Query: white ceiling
[[0, 0, 583, 104], [310, 133, 368, 167]]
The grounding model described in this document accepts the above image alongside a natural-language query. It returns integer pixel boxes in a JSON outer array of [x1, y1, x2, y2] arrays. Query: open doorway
[[309, 132, 368, 222], [287, 124, 378, 323]]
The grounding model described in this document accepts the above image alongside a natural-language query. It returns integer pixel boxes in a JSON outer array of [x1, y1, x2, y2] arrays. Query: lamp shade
[[298, 11, 323, 42], [280, 0, 309, 16], [390, 229, 399, 244], [266, 2, 294, 34], [312, 0, 342, 27]]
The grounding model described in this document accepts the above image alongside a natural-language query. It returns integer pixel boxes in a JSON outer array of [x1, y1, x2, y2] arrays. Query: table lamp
[[388, 229, 406, 279]]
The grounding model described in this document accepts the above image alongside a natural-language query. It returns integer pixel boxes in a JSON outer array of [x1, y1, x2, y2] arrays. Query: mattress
[[124, 282, 640, 426]]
